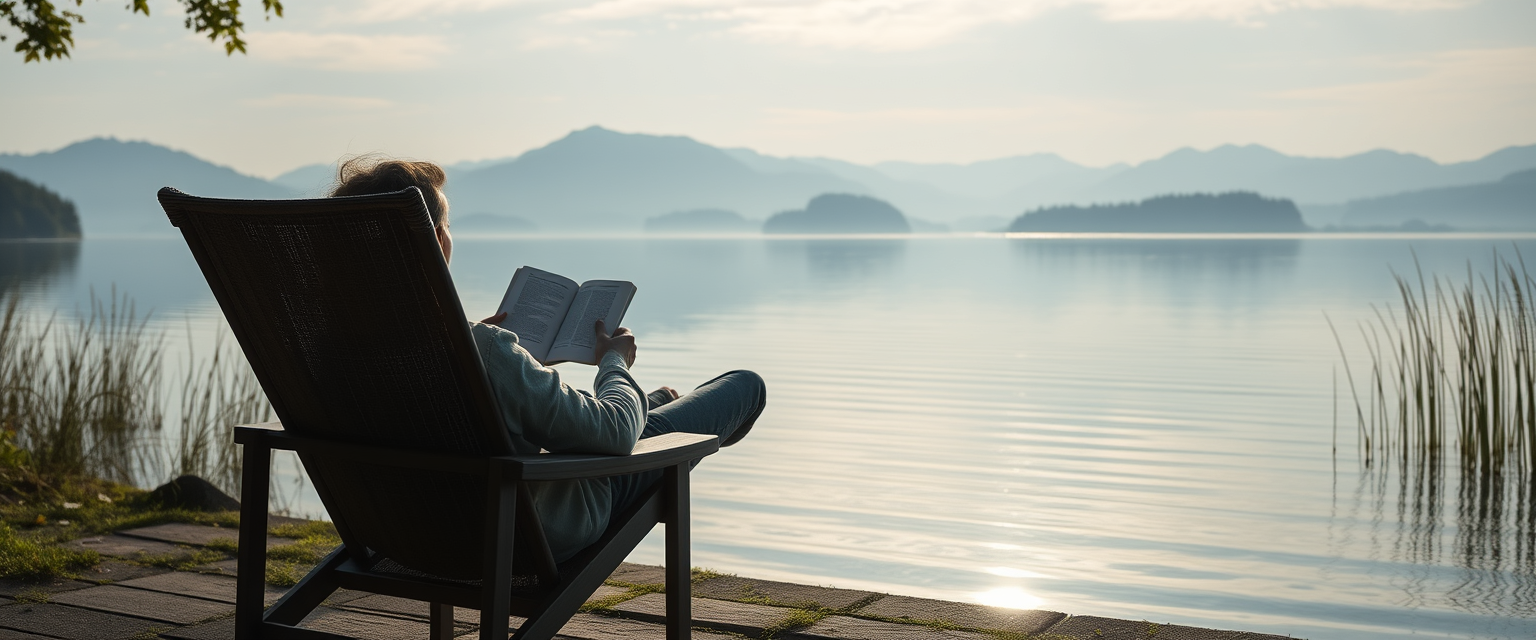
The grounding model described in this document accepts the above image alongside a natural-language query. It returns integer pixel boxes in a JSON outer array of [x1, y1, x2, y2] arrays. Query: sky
[[1, 0, 1533, 178]]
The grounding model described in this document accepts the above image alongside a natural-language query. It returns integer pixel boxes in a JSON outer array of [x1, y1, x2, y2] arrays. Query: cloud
[[243, 94, 396, 110], [245, 32, 451, 70], [337, 0, 533, 23], [556, 0, 1470, 50], [1274, 46, 1536, 117]]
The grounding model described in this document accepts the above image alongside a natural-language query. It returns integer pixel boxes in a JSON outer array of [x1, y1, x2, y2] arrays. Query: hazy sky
[[2, 0, 1532, 177]]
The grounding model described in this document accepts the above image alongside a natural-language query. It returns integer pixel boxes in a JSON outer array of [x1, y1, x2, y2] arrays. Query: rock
[[148, 475, 240, 512]]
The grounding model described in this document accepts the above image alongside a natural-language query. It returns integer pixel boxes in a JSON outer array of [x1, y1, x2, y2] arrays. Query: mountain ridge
[[3, 130, 1532, 234]]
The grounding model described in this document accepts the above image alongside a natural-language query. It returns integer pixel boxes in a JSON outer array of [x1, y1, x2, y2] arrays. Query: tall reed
[[1333, 251, 1536, 614], [174, 328, 270, 494], [0, 290, 163, 484], [1, 291, 272, 495], [1332, 252, 1536, 477]]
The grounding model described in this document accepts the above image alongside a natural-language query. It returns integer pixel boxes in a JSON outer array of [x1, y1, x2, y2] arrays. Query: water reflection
[[1360, 461, 1536, 619], [0, 240, 80, 293], [1010, 237, 1300, 273], [769, 238, 906, 281]]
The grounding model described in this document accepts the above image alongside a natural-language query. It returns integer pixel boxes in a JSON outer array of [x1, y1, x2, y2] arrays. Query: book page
[[545, 280, 638, 365], [495, 266, 579, 363]]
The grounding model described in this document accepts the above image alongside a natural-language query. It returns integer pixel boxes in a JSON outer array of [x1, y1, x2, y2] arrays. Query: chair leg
[[235, 441, 272, 640], [430, 603, 455, 640], [480, 466, 517, 640], [664, 463, 691, 640]]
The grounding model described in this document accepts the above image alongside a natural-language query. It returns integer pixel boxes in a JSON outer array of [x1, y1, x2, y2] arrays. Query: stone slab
[[158, 617, 233, 640], [693, 576, 876, 610], [117, 524, 239, 548], [608, 562, 667, 586], [50, 584, 231, 624], [192, 559, 236, 577], [856, 595, 1065, 634], [65, 535, 194, 561], [787, 616, 992, 640], [0, 602, 168, 640], [323, 588, 373, 606], [340, 594, 486, 625], [80, 561, 172, 585], [556, 612, 740, 639], [1042, 616, 1293, 640], [613, 592, 794, 637], [299, 606, 436, 640], [118, 524, 296, 552], [119, 571, 286, 605], [0, 577, 93, 600]]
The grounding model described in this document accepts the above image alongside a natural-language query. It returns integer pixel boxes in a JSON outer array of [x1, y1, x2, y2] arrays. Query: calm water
[[7, 234, 1536, 640]]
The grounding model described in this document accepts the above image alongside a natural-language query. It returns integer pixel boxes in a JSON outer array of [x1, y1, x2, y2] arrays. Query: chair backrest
[[160, 186, 518, 578]]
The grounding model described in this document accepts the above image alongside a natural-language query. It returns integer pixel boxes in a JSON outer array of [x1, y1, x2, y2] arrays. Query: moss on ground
[[262, 521, 342, 587]]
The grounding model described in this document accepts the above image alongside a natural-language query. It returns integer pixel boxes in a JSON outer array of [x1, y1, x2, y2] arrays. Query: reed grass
[[1331, 251, 1536, 478], [1332, 251, 1536, 611], [0, 289, 163, 485], [0, 290, 272, 496]]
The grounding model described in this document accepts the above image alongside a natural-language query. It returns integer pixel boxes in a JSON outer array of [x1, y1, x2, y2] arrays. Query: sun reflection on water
[[974, 586, 1045, 610]]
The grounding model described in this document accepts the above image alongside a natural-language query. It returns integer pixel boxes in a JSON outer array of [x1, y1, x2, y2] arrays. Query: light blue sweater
[[470, 323, 646, 562]]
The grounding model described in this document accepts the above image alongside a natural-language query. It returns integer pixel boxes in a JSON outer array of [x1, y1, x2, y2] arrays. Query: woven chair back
[[160, 187, 516, 579]]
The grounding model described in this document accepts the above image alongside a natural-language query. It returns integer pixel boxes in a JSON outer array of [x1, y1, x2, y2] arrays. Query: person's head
[[330, 155, 453, 263]]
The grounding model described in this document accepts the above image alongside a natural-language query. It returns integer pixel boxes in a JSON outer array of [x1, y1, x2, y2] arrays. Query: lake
[[6, 233, 1536, 640]]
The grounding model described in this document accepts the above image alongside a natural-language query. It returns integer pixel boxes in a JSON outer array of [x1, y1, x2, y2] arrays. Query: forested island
[[1007, 192, 1307, 233], [1, 169, 81, 239], [763, 193, 911, 234]]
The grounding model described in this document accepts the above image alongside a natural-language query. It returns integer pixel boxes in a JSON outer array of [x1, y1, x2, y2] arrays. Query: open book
[[493, 266, 637, 365]]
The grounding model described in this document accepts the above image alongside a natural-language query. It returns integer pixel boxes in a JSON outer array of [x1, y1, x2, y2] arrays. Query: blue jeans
[[607, 370, 766, 515]]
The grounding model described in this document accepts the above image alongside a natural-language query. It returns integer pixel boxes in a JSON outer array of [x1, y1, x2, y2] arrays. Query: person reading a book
[[331, 157, 766, 562]]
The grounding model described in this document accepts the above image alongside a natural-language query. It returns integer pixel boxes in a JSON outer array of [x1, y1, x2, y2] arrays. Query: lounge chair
[[158, 186, 716, 640]]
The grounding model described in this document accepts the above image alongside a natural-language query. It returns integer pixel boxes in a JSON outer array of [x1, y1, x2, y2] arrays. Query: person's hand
[[480, 311, 507, 325], [593, 320, 636, 367], [647, 386, 679, 408]]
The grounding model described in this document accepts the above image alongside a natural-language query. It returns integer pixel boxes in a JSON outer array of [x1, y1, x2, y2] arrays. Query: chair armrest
[[233, 422, 285, 444], [502, 432, 720, 481]]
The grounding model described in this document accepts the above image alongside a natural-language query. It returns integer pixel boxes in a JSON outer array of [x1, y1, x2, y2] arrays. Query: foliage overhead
[[1, 0, 284, 62]]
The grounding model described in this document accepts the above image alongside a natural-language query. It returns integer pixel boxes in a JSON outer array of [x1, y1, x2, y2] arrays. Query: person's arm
[[474, 323, 644, 455]]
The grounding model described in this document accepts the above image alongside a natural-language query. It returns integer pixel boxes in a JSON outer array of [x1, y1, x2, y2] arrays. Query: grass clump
[[761, 608, 829, 637], [133, 547, 226, 571], [264, 521, 342, 587], [0, 522, 98, 580], [580, 582, 661, 613]]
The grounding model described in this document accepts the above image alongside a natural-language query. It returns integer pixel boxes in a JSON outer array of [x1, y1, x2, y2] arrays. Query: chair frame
[[155, 186, 718, 639], [236, 423, 717, 640]]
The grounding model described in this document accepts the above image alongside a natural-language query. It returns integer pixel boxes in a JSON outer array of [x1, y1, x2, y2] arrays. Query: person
[[331, 156, 765, 562]]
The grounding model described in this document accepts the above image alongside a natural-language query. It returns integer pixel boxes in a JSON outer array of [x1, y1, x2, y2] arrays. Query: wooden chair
[[159, 186, 716, 640]]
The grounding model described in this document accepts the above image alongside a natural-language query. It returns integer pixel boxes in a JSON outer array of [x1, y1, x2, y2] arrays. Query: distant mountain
[[448, 127, 863, 230], [0, 138, 295, 235], [1008, 192, 1307, 233], [877, 154, 1131, 207], [1340, 169, 1536, 230], [271, 163, 335, 197], [644, 209, 756, 234], [6, 132, 1533, 235], [764, 193, 911, 234], [1080, 144, 1536, 206], [1, 169, 81, 239]]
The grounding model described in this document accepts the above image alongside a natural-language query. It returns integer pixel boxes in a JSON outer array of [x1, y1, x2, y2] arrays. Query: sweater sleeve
[[473, 323, 646, 455]]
